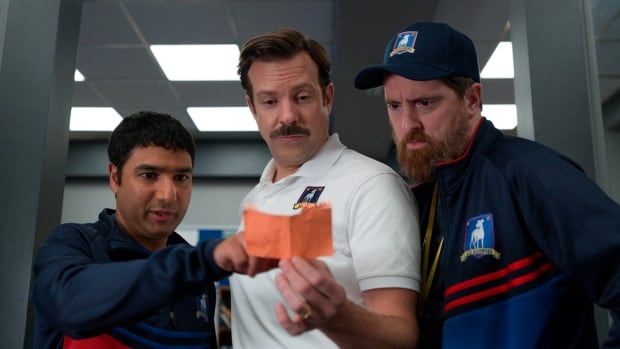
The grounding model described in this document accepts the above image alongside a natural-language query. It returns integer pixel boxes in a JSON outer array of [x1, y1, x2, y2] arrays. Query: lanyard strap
[[421, 183, 444, 304]]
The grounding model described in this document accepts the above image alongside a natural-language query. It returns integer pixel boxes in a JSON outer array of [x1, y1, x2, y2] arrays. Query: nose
[[278, 99, 299, 125], [401, 106, 422, 132], [155, 176, 176, 203]]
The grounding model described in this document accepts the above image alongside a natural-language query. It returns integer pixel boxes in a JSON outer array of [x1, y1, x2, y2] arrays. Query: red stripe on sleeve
[[444, 262, 553, 313], [445, 252, 544, 297]]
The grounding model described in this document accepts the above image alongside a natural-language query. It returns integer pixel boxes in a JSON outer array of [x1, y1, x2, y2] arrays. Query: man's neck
[[114, 213, 168, 252]]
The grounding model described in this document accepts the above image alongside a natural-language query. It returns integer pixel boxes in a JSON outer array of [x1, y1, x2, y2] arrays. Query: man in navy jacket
[[32, 111, 276, 348], [355, 22, 620, 348]]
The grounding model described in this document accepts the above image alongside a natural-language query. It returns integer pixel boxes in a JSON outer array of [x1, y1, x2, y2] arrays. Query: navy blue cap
[[354, 22, 480, 89]]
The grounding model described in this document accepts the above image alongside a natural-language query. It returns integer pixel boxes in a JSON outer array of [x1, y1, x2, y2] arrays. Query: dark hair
[[108, 111, 195, 181], [441, 76, 474, 97], [441, 76, 483, 110], [238, 29, 331, 100]]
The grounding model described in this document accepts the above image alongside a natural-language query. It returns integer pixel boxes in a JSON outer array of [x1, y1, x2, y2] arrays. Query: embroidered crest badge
[[292, 186, 325, 210], [390, 31, 418, 57], [460, 213, 501, 262], [195, 293, 209, 323]]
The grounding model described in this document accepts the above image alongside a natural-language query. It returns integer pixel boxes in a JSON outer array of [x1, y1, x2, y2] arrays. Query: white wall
[[62, 179, 256, 228]]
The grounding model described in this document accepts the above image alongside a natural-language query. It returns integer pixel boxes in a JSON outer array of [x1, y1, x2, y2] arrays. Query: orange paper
[[243, 204, 333, 259]]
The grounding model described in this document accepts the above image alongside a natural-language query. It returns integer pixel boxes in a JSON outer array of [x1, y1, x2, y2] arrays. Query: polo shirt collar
[[259, 133, 346, 184]]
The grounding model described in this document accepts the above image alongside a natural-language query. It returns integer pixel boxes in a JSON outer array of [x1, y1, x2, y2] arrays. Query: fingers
[[246, 255, 258, 277], [276, 258, 346, 327], [227, 235, 249, 273], [275, 273, 315, 322], [275, 303, 308, 336], [287, 257, 334, 296], [213, 235, 247, 273], [279, 258, 336, 309], [246, 255, 279, 277], [213, 233, 279, 276]]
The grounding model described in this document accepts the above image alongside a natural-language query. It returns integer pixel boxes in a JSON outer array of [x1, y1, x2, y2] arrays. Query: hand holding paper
[[213, 233, 279, 277], [243, 204, 333, 259]]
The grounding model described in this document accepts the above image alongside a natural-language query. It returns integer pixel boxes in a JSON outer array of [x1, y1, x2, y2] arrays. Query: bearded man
[[354, 21, 620, 349]]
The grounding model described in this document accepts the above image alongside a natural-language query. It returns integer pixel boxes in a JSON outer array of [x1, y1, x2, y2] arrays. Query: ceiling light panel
[[74, 69, 85, 81], [70, 107, 123, 131], [187, 107, 257, 132], [151, 44, 240, 81], [483, 104, 518, 130], [481, 41, 514, 79]]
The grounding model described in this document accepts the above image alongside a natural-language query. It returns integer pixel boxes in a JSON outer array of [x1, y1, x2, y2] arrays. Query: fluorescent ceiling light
[[70, 107, 123, 131], [483, 104, 517, 130], [481, 41, 514, 79], [187, 107, 257, 132], [151, 44, 240, 81], [74, 69, 85, 81]]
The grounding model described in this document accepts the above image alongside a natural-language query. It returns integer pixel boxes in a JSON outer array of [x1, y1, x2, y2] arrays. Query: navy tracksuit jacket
[[32, 209, 229, 348], [416, 119, 620, 348]]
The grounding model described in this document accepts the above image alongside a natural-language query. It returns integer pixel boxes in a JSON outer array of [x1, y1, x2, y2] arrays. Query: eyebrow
[[255, 83, 317, 98], [412, 94, 443, 101], [385, 94, 444, 104], [134, 164, 193, 173]]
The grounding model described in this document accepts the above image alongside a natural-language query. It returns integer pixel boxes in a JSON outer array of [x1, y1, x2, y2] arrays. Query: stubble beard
[[396, 109, 470, 183]]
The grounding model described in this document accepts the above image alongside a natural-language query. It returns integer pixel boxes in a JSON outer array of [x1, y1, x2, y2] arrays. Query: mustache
[[270, 124, 311, 139], [403, 129, 431, 144]]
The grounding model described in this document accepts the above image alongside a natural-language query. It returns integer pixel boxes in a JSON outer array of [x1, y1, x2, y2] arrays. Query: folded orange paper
[[243, 204, 333, 259]]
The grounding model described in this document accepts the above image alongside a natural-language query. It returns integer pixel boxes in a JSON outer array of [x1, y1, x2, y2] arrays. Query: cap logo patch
[[390, 31, 418, 57], [292, 186, 325, 210], [460, 213, 501, 261]]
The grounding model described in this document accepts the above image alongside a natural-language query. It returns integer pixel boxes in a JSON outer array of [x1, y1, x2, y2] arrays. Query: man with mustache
[[355, 22, 620, 348], [230, 29, 421, 348], [32, 111, 277, 348]]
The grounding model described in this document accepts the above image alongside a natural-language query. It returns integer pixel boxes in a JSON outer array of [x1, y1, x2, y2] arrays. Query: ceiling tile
[[174, 82, 246, 106], [94, 82, 180, 109], [434, 0, 509, 41], [79, 0, 140, 45], [125, 0, 236, 44], [72, 83, 105, 106], [76, 46, 164, 80], [230, 0, 333, 44]]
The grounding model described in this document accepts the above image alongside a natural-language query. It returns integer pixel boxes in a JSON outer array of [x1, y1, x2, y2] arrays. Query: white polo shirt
[[230, 134, 421, 348]]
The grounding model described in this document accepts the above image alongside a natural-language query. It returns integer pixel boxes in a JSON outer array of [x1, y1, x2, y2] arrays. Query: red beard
[[396, 111, 470, 183]]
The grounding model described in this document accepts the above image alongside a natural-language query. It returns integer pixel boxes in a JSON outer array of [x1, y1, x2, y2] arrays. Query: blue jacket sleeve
[[509, 152, 620, 346], [31, 225, 230, 338]]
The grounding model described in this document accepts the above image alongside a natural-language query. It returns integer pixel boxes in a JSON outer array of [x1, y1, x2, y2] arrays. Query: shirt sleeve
[[346, 172, 421, 292]]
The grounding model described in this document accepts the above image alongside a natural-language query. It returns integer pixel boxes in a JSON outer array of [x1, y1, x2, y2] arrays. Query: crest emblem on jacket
[[460, 213, 501, 261], [195, 293, 209, 323]]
